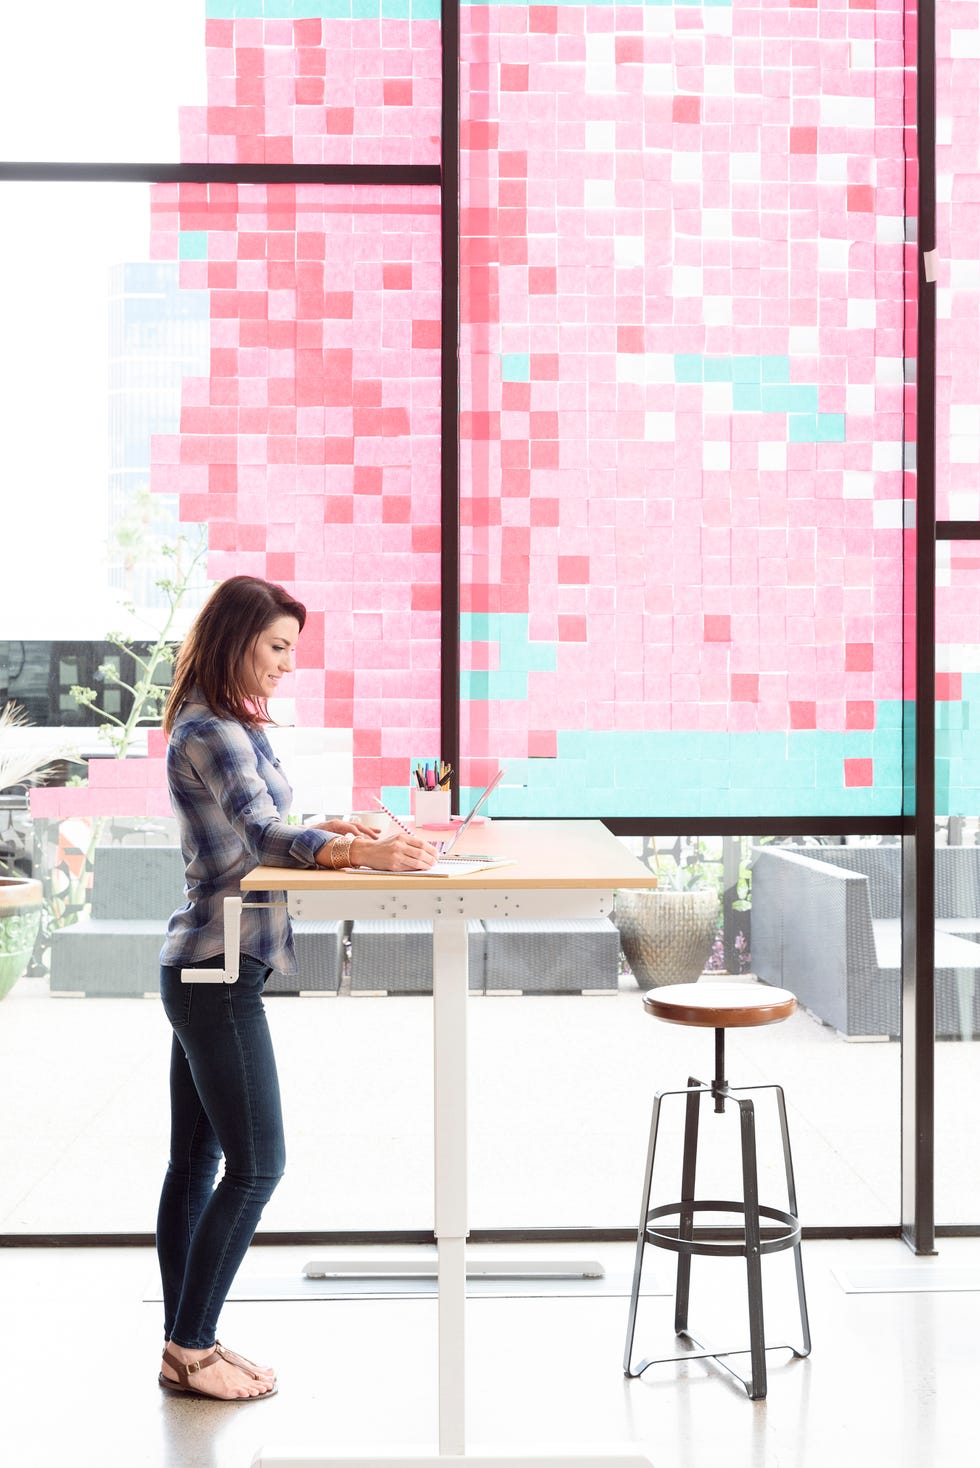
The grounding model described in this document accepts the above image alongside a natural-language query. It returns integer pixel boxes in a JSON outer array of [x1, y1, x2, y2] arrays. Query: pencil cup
[[412, 787, 452, 828]]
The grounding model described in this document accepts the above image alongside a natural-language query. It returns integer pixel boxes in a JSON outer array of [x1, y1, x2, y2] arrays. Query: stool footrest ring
[[644, 1199, 801, 1257]]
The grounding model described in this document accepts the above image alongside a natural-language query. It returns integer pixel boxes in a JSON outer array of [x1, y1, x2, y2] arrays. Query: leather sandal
[[215, 1340, 276, 1380], [158, 1343, 278, 1401]]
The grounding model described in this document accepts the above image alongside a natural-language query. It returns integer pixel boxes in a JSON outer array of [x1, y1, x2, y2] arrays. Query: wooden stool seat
[[643, 981, 797, 1029], [624, 981, 810, 1400]]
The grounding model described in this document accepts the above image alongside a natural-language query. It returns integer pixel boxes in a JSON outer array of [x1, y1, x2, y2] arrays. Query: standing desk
[[237, 819, 657, 1468]]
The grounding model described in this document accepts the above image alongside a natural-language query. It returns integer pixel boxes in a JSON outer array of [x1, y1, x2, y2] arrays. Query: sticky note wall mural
[[192, 6, 441, 166], [935, 4, 980, 820], [458, 0, 916, 817], [121, 0, 918, 820], [936, 543, 980, 818], [149, 181, 443, 806]]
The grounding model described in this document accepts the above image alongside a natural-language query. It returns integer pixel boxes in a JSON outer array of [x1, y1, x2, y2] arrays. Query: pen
[[371, 795, 415, 838]]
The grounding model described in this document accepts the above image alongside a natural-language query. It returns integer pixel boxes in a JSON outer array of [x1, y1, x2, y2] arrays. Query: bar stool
[[623, 981, 811, 1400]]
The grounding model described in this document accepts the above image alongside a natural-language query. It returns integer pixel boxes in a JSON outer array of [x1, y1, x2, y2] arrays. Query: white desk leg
[[251, 907, 654, 1468], [432, 916, 470, 1457]]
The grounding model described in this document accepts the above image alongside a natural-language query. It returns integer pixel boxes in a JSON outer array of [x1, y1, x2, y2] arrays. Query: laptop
[[435, 768, 506, 856]]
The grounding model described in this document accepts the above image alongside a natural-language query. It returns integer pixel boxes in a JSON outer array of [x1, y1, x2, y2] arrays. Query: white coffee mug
[[347, 810, 389, 835]]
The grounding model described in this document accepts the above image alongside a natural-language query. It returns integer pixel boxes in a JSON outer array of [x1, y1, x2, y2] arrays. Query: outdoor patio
[[2, 965, 949, 1237]]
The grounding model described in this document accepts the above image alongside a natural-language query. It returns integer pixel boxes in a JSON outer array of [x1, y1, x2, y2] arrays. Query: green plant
[[37, 528, 211, 955], [639, 835, 720, 894], [69, 528, 209, 759]]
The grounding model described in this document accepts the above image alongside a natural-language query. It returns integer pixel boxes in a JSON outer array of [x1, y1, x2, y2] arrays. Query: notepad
[[430, 857, 513, 875], [355, 857, 514, 877]]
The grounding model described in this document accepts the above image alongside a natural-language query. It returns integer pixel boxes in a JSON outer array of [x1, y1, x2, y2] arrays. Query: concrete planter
[[0, 876, 43, 1000], [613, 888, 720, 989]]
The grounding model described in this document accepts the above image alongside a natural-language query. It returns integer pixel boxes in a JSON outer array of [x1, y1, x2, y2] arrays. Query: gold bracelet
[[330, 835, 354, 870]]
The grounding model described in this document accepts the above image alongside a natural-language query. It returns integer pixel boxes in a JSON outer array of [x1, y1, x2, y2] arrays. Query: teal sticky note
[[501, 352, 530, 382], [178, 231, 208, 260]]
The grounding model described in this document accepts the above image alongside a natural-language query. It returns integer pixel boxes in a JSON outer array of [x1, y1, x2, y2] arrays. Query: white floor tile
[[0, 1239, 975, 1468]]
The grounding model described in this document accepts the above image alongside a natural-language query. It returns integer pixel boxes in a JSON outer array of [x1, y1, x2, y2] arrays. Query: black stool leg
[[624, 1089, 665, 1376], [625, 1072, 807, 1397], [737, 1095, 767, 1400], [774, 1083, 811, 1357], [674, 1075, 702, 1335]]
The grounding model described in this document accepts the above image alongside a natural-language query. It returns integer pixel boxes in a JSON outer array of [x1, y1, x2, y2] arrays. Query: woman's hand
[[315, 818, 380, 842], [348, 829, 438, 872], [312, 820, 438, 871]]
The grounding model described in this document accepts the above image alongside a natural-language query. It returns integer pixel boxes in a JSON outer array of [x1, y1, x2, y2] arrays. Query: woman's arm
[[179, 720, 437, 872], [179, 719, 331, 868]]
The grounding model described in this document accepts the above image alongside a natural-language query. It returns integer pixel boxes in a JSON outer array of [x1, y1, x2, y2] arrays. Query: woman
[[156, 574, 436, 1401]]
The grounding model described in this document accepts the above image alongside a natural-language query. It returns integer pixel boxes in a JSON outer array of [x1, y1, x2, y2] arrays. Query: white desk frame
[[231, 821, 656, 1468]]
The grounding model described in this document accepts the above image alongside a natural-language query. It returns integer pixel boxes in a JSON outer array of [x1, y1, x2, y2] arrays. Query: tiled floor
[[1, 1237, 977, 1468]]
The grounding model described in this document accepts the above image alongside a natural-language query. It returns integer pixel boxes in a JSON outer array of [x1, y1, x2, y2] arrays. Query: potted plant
[[39, 528, 210, 937], [613, 837, 721, 990], [0, 875, 43, 1000], [0, 701, 78, 999]]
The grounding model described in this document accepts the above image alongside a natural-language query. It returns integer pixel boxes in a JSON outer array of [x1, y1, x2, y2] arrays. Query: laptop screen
[[437, 768, 506, 854]]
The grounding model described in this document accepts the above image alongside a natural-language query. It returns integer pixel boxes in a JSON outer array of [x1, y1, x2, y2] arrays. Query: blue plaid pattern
[[159, 697, 332, 975]]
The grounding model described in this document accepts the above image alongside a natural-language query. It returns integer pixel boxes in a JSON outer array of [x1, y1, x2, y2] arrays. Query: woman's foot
[[215, 1340, 275, 1383], [160, 1341, 276, 1400]]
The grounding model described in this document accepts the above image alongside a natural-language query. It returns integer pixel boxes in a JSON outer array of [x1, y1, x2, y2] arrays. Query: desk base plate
[[252, 1451, 654, 1467], [302, 1258, 604, 1281]]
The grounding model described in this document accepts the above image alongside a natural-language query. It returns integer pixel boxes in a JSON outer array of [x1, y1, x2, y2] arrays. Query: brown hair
[[163, 575, 307, 734]]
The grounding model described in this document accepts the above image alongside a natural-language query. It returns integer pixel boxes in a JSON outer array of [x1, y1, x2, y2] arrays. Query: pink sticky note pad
[[420, 815, 488, 830]]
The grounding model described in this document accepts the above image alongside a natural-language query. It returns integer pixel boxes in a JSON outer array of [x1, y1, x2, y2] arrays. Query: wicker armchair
[[750, 845, 980, 1039]]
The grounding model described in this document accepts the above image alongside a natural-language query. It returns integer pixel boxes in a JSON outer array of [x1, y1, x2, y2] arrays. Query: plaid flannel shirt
[[159, 696, 332, 975]]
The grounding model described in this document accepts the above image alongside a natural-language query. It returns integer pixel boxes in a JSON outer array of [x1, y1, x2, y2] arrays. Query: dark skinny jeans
[[156, 953, 285, 1348]]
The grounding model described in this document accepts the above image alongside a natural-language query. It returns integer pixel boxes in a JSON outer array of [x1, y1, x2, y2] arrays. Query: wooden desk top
[[243, 819, 658, 894]]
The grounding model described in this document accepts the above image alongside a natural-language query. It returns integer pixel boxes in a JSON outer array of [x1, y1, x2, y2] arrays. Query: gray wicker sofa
[[348, 917, 620, 995], [750, 844, 980, 1039], [49, 846, 344, 997]]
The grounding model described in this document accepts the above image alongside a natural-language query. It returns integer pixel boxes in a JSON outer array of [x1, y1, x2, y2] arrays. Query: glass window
[[1, 184, 193, 639], [0, 0, 921, 1240], [0, 828, 899, 1233], [468, 832, 899, 1230], [935, 541, 980, 1224], [0, 1, 206, 162], [458, 0, 907, 821], [937, 0, 980, 521], [0, 170, 442, 1233], [0, 0, 440, 165], [2, 181, 442, 776]]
